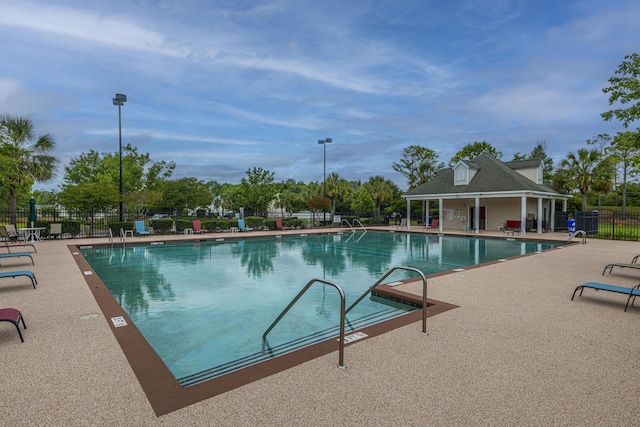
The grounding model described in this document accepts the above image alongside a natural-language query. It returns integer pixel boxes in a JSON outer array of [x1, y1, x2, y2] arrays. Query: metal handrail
[[119, 228, 127, 248], [567, 230, 587, 244], [342, 219, 355, 231], [262, 278, 346, 369], [346, 266, 428, 335], [353, 219, 367, 231]]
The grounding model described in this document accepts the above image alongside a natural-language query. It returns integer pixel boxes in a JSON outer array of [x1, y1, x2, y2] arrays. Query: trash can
[[567, 219, 576, 235]]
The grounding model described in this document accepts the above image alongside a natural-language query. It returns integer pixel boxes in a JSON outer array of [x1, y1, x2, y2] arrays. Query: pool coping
[[70, 242, 461, 416]]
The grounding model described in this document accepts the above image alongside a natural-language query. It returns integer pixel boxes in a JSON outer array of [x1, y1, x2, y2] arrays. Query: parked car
[[151, 214, 171, 220]]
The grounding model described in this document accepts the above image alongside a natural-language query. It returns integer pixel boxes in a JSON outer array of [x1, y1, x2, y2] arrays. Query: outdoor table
[[18, 227, 46, 242]]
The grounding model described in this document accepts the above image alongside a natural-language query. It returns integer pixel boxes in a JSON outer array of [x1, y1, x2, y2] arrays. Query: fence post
[[612, 211, 615, 240]]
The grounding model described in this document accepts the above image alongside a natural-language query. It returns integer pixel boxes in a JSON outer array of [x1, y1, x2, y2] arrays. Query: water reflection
[[233, 239, 279, 278], [82, 234, 563, 321], [91, 247, 175, 315]]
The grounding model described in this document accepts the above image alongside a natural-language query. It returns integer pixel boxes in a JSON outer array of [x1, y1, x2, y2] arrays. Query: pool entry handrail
[[346, 266, 429, 335], [341, 218, 367, 232], [567, 229, 587, 244], [352, 219, 367, 231], [262, 278, 347, 369], [342, 219, 355, 230], [119, 228, 128, 248]]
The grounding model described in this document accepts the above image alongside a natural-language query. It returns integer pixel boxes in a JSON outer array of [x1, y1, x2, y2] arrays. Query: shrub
[[34, 220, 82, 238], [176, 219, 192, 233], [108, 222, 136, 236], [150, 218, 173, 233]]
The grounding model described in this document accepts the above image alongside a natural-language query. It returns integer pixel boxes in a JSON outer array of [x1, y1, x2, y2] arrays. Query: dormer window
[[453, 161, 476, 186]]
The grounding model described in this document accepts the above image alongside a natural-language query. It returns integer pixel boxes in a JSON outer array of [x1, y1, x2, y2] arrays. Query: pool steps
[[177, 305, 414, 387]]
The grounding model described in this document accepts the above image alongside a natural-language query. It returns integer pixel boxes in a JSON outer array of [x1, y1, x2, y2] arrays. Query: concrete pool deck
[[1, 228, 638, 425]]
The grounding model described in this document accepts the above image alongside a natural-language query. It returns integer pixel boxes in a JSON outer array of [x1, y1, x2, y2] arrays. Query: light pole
[[318, 138, 332, 225], [113, 93, 127, 222]]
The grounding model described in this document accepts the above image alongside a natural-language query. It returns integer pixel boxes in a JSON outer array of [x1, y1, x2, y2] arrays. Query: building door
[[470, 206, 486, 230]]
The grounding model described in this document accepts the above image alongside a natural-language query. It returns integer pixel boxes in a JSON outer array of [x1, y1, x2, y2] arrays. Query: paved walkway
[[1, 228, 638, 426]]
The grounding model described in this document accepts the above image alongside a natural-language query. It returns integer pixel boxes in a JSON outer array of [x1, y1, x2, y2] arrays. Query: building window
[[457, 170, 465, 181]]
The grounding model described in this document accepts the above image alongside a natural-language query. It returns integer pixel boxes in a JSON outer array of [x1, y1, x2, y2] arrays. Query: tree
[[58, 182, 119, 213], [240, 167, 276, 216], [63, 144, 175, 215], [529, 141, 555, 182], [300, 181, 323, 224], [392, 145, 444, 190], [586, 134, 613, 210], [351, 186, 374, 215], [325, 172, 350, 220], [554, 148, 614, 211], [363, 176, 397, 222], [602, 52, 640, 128], [158, 177, 211, 214], [0, 115, 58, 224], [606, 130, 640, 217], [449, 141, 502, 167]]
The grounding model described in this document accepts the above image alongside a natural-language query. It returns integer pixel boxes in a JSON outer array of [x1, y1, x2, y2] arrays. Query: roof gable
[[404, 154, 563, 197]]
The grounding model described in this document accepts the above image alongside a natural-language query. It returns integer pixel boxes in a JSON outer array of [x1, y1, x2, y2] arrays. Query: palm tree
[[325, 172, 350, 221], [363, 176, 396, 222], [0, 115, 58, 224], [555, 148, 613, 211]]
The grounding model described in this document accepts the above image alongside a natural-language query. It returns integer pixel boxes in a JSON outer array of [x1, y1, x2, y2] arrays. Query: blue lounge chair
[[135, 221, 150, 236], [237, 219, 253, 231], [602, 262, 640, 275], [0, 252, 34, 266], [1, 242, 37, 254], [0, 270, 38, 289], [571, 282, 640, 311]]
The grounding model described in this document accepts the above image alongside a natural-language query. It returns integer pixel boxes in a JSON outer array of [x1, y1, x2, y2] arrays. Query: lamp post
[[113, 93, 127, 222], [318, 138, 332, 225]]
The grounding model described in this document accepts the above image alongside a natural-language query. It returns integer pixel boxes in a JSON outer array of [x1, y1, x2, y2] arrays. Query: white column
[[475, 196, 480, 233], [550, 198, 556, 231], [521, 196, 527, 236], [406, 199, 411, 230], [438, 198, 443, 231], [537, 197, 543, 234]]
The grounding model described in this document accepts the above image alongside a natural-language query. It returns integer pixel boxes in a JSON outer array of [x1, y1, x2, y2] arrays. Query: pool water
[[80, 232, 563, 385]]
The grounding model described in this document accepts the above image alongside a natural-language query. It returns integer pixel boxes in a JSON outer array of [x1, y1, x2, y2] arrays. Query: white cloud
[[0, 1, 187, 57]]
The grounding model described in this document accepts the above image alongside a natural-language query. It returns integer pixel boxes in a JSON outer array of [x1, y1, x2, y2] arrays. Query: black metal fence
[[0, 208, 148, 239], [3, 208, 640, 241], [0, 208, 313, 238], [553, 210, 640, 240]]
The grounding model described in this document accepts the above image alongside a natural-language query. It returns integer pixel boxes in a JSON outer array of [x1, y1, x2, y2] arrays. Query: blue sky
[[1, 0, 638, 191]]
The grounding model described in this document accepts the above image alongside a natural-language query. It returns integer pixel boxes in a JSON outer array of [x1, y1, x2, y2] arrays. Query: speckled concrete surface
[[1, 229, 638, 426]]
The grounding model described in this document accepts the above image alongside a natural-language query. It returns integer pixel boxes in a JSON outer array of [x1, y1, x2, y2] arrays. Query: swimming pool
[[80, 231, 564, 386]]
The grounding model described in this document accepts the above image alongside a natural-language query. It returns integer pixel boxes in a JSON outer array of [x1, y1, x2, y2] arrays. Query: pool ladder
[[262, 278, 347, 368], [342, 218, 367, 232], [261, 266, 428, 371], [567, 229, 587, 244]]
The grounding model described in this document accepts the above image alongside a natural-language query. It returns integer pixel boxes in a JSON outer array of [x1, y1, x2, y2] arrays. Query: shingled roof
[[404, 154, 562, 197]]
